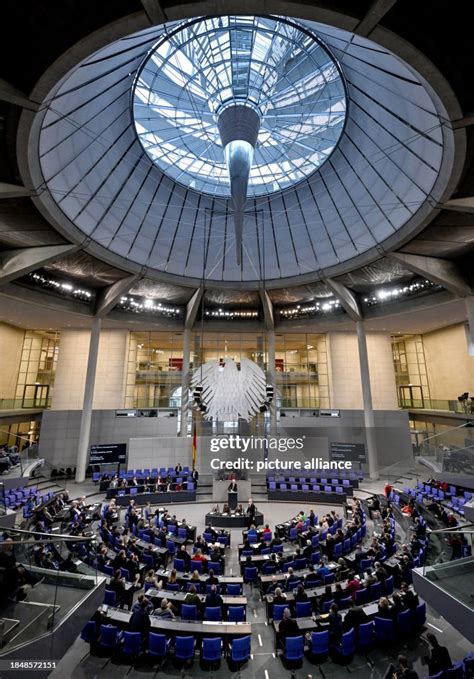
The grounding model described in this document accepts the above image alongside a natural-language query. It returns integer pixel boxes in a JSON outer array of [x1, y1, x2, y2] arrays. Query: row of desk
[[100, 606, 251, 652], [145, 588, 248, 616], [107, 490, 196, 506], [268, 489, 348, 503]]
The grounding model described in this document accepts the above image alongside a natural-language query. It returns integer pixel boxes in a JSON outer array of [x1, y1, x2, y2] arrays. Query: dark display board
[[330, 442, 366, 463], [90, 443, 127, 464]]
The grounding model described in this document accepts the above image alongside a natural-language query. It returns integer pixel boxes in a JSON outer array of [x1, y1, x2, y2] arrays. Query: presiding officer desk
[[100, 606, 251, 651], [146, 588, 248, 616]]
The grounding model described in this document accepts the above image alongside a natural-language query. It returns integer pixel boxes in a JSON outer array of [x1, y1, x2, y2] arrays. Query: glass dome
[[132, 15, 347, 198]]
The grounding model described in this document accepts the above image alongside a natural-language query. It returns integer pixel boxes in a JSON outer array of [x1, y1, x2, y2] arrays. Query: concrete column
[[75, 317, 102, 483], [465, 296, 474, 356], [179, 328, 191, 436], [267, 330, 277, 435], [356, 321, 379, 480]]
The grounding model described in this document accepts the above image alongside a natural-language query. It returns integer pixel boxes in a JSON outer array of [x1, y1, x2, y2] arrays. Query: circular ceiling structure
[[26, 14, 456, 287], [132, 15, 346, 198]]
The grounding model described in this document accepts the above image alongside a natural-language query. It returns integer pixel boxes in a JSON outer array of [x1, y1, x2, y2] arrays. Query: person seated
[[222, 503, 230, 514], [304, 564, 321, 588], [391, 593, 406, 616], [272, 586, 287, 606], [377, 596, 395, 619], [177, 545, 191, 571], [317, 557, 331, 579], [205, 583, 223, 608], [424, 633, 453, 675], [144, 569, 161, 590], [286, 567, 300, 588], [262, 524, 272, 538], [190, 569, 201, 584], [206, 524, 218, 542], [343, 599, 367, 632], [207, 568, 219, 586], [374, 561, 388, 583], [345, 571, 361, 599], [335, 557, 350, 582], [363, 568, 377, 588], [192, 549, 207, 563], [184, 584, 201, 607], [153, 598, 176, 620], [319, 584, 334, 606], [294, 584, 308, 603]]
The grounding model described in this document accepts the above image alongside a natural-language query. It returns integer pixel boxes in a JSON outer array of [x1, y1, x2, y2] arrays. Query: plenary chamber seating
[[267, 473, 358, 503]]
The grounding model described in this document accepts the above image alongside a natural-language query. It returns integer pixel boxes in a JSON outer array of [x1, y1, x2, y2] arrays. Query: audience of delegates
[[3, 478, 465, 674]]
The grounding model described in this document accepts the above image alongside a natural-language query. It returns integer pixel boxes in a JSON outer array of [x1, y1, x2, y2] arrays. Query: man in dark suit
[[228, 480, 238, 492], [205, 584, 223, 609], [246, 499, 257, 527], [129, 596, 152, 646], [384, 655, 419, 679], [278, 608, 300, 647], [425, 634, 453, 675], [343, 600, 367, 632]]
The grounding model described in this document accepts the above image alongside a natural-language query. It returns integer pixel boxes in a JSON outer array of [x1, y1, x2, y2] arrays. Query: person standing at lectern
[[228, 480, 238, 492], [175, 463, 182, 473]]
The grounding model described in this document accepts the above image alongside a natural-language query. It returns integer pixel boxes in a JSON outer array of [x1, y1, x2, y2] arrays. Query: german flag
[[192, 423, 197, 471]]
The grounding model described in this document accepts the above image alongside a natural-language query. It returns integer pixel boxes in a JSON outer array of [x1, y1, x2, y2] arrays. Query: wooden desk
[[146, 588, 247, 616], [100, 606, 251, 652]]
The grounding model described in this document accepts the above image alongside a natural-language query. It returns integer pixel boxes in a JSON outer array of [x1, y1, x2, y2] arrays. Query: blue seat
[[178, 528, 188, 540], [369, 581, 382, 601], [282, 636, 304, 666], [120, 567, 131, 581], [80, 620, 97, 644], [191, 560, 203, 573], [374, 616, 394, 643], [357, 621, 374, 651], [123, 631, 142, 659], [322, 599, 334, 613], [201, 637, 222, 668], [244, 566, 258, 585], [416, 602, 426, 627], [231, 635, 251, 669], [103, 589, 116, 606], [166, 582, 180, 592], [333, 543, 342, 558], [272, 544, 284, 554], [311, 551, 321, 565], [142, 553, 154, 568], [208, 561, 221, 575], [175, 636, 195, 664], [204, 606, 222, 622], [323, 572, 335, 585], [384, 575, 394, 596], [295, 601, 312, 618], [338, 596, 352, 610], [273, 604, 287, 621], [360, 558, 372, 571], [99, 624, 120, 654], [227, 583, 242, 595], [103, 564, 114, 577], [447, 662, 464, 679], [397, 608, 414, 637], [181, 604, 198, 621], [331, 628, 355, 662], [289, 527, 298, 541], [354, 588, 367, 606], [262, 562, 276, 575], [228, 606, 245, 622], [309, 630, 329, 661]]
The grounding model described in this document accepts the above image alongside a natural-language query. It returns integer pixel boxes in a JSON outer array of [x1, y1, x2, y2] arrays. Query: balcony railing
[[0, 398, 52, 410], [399, 398, 473, 414]]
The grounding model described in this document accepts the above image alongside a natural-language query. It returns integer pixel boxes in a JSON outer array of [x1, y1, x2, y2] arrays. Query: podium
[[228, 490, 238, 511]]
